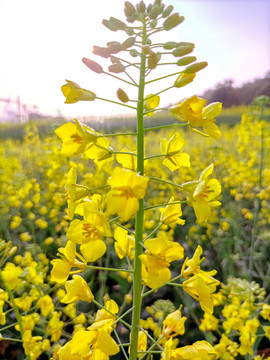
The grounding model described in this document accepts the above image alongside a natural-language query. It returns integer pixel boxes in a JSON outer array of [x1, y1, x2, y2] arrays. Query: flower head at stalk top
[[159, 196, 185, 226], [181, 245, 205, 279], [170, 95, 222, 139], [161, 132, 190, 172], [61, 275, 94, 304], [182, 163, 221, 223], [114, 226, 135, 260], [55, 119, 98, 157], [162, 309, 187, 338], [139, 232, 184, 289], [173, 340, 217, 360], [106, 167, 149, 221], [144, 94, 160, 117], [61, 79, 96, 103]]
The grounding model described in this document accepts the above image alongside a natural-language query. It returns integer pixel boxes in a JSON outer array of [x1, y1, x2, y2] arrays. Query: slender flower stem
[[143, 222, 163, 241], [145, 71, 181, 84], [111, 221, 135, 235], [144, 153, 166, 160], [144, 123, 188, 131], [148, 176, 183, 189], [103, 71, 138, 87], [98, 132, 137, 137], [144, 200, 187, 211], [129, 17, 147, 360], [86, 265, 133, 273], [96, 96, 137, 110], [113, 151, 137, 157]]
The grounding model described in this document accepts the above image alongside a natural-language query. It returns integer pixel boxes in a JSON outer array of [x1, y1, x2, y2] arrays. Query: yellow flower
[[173, 340, 216, 360], [161, 132, 190, 171], [182, 163, 221, 223], [183, 271, 220, 314], [66, 198, 111, 262], [61, 79, 96, 103], [114, 227, 135, 260], [36, 295, 54, 318], [144, 94, 160, 117], [170, 95, 222, 139], [50, 240, 87, 283], [1, 262, 23, 290], [107, 167, 149, 221], [22, 330, 43, 360], [116, 148, 137, 171], [61, 275, 94, 304], [139, 233, 184, 289], [47, 311, 64, 342], [162, 309, 186, 338], [84, 136, 113, 167], [181, 245, 204, 278], [160, 196, 185, 226], [137, 330, 147, 357], [55, 119, 98, 157]]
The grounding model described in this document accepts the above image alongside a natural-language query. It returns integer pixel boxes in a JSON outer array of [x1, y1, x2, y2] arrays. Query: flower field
[[0, 101, 269, 359]]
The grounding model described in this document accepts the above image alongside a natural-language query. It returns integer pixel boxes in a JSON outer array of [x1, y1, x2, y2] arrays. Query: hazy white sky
[[0, 0, 269, 118]]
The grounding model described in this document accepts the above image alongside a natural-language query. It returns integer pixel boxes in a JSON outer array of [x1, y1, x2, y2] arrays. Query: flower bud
[[102, 19, 118, 31], [149, 4, 159, 19], [130, 49, 139, 57], [124, 1, 136, 17], [174, 73, 196, 88], [92, 46, 109, 58], [110, 17, 127, 30], [177, 56, 197, 66], [150, 19, 158, 28], [82, 58, 103, 74], [162, 5, 174, 18], [148, 51, 159, 70], [121, 37, 135, 50], [172, 45, 194, 57], [163, 41, 177, 50], [137, 1, 146, 13], [107, 42, 122, 54], [184, 61, 208, 73], [125, 28, 134, 36], [61, 80, 96, 103], [108, 63, 125, 73], [163, 13, 184, 30], [117, 88, 129, 103], [142, 45, 151, 55]]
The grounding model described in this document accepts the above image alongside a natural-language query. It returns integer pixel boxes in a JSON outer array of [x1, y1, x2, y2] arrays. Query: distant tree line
[[202, 71, 270, 108]]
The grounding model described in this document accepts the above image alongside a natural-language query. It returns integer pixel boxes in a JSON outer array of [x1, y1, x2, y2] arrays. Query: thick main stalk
[[129, 19, 147, 360]]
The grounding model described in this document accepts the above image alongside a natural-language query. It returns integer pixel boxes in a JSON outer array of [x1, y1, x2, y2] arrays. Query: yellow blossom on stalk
[[144, 94, 160, 117], [170, 95, 222, 139], [199, 312, 219, 331], [55, 118, 98, 157], [66, 197, 111, 262], [260, 303, 270, 320], [182, 163, 221, 223], [116, 148, 137, 171], [114, 227, 135, 260], [162, 309, 186, 338], [137, 330, 147, 357], [161, 132, 190, 171], [95, 299, 119, 324], [20, 232, 32, 242], [36, 295, 54, 318], [61, 79, 96, 103], [107, 167, 149, 221], [183, 271, 220, 314], [84, 136, 113, 167], [22, 330, 43, 360], [61, 275, 94, 304], [139, 233, 184, 289], [173, 340, 216, 360], [181, 245, 204, 278], [50, 240, 87, 283], [0, 301, 6, 325], [14, 294, 35, 312], [264, 326, 270, 340], [159, 196, 185, 226], [1, 262, 23, 290], [47, 311, 64, 342]]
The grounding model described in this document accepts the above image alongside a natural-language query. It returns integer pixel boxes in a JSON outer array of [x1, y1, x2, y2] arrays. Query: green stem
[[86, 265, 133, 273], [102, 71, 138, 87], [144, 200, 187, 211], [145, 71, 181, 84], [144, 153, 166, 160], [148, 176, 183, 189], [144, 123, 188, 131], [96, 96, 137, 110], [143, 222, 162, 241], [129, 17, 147, 360], [111, 221, 135, 235], [98, 132, 137, 137]]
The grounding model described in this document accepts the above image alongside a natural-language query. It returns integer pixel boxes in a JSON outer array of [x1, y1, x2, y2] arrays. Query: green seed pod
[[162, 5, 173, 17], [174, 72, 196, 88], [158, 4, 165, 14], [126, 16, 136, 23], [124, 1, 136, 17], [163, 13, 184, 30], [92, 46, 109, 58], [110, 56, 121, 64], [102, 19, 118, 31], [130, 49, 139, 57], [121, 37, 135, 50], [149, 4, 159, 19], [184, 61, 208, 73], [108, 63, 125, 73], [148, 51, 158, 70], [177, 56, 197, 66], [163, 41, 177, 50], [172, 45, 194, 57], [156, 52, 161, 63], [82, 58, 104, 74], [117, 88, 129, 103], [154, 0, 162, 5], [147, 3, 153, 13], [137, 1, 146, 13], [150, 19, 158, 28], [110, 17, 127, 30]]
